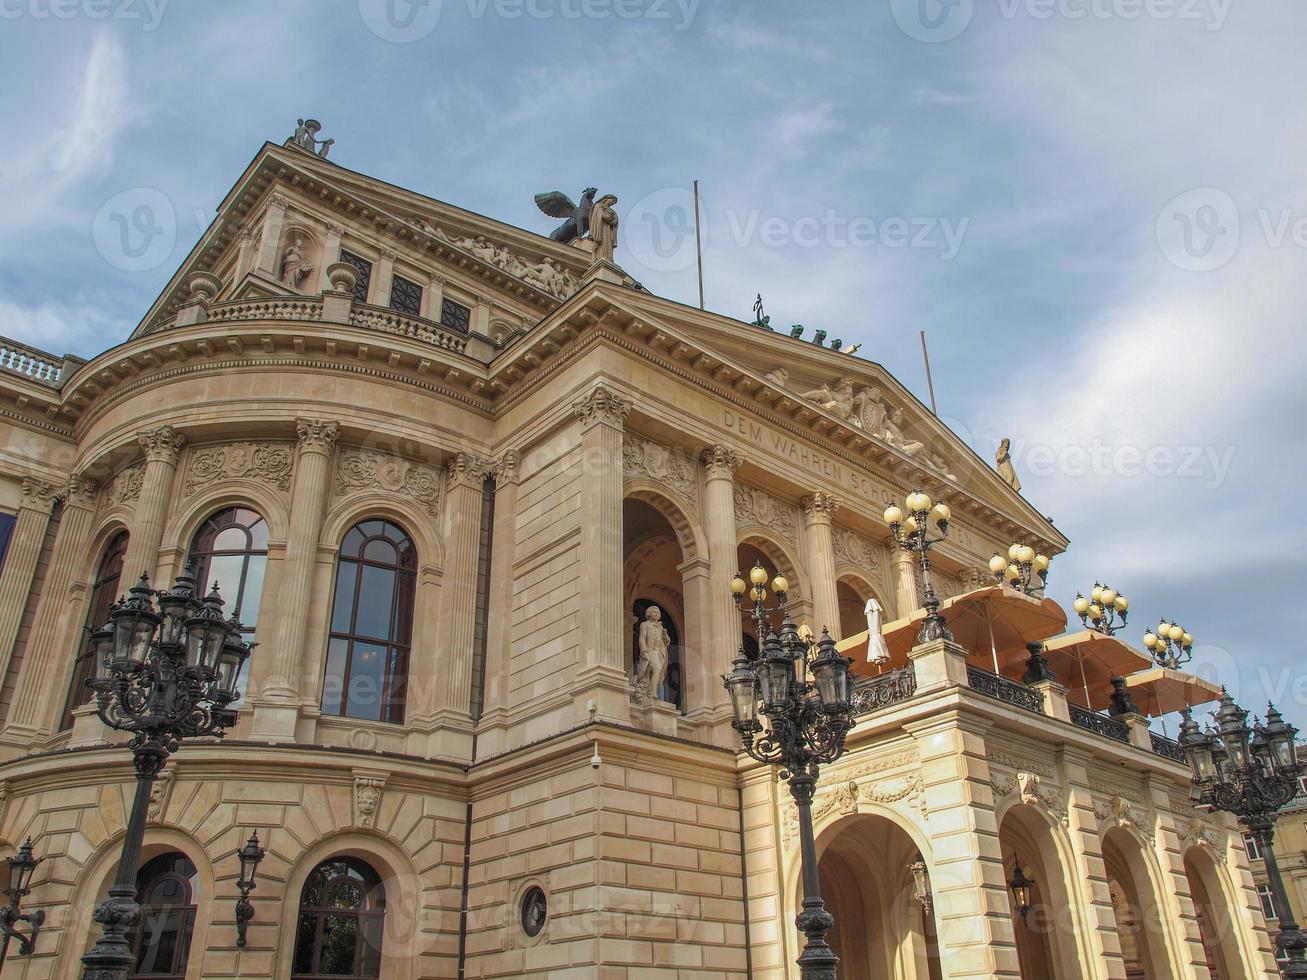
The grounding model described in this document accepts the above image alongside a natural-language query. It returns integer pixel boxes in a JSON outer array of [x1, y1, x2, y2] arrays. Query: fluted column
[[5, 477, 100, 738], [891, 547, 919, 618], [477, 451, 519, 756], [0, 479, 58, 687], [573, 386, 631, 720], [251, 419, 338, 740], [120, 425, 185, 584], [801, 491, 841, 639], [701, 445, 743, 691]]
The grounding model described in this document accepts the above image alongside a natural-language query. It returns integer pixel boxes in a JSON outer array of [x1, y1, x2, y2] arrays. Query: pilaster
[[700, 444, 743, 686], [0, 479, 58, 689], [254, 194, 288, 277], [373, 250, 396, 308], [120, 424, 185, 585], [800, 491, 840, 639], [421, 272, 446, 322], [475, 451, 519, 757]]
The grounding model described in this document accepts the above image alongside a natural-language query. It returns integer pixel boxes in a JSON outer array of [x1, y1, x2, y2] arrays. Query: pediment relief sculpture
[[406, 217, 581, 302]]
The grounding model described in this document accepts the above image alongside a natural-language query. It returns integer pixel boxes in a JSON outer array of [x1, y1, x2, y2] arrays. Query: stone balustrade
[[0, 337, 79, 387]]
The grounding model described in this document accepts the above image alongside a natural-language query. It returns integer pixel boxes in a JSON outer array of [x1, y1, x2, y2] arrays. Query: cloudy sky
[[1, 0, 1303, 729]]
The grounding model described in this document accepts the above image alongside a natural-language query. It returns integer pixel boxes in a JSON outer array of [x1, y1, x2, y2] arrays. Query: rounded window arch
[[188, 507, 269, 707], [292, 856, 387, 978], [322, 520, 416, 724], [130, 851, 199, 978], [63, 529, 129, 730]]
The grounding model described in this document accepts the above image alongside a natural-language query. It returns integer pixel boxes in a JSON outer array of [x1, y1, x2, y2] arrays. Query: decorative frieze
[[623, 436, 697, 509], [831, 526, 884, 575], [104, 464, 145, 506], [782, 772, 925, 843], [734, 484, 797, 541], [184, 443, 295, 497], [987, 748, 1055, 779], [336, 450, 443, 515]]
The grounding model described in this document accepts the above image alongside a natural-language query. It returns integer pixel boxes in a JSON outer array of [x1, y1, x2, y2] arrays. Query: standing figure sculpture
[[534, 187, 599, 243], [292, 119, 334, 158], [864, 597, 892, 670], [633, 606, 671, 704], [996, 437, 1022, 492], [589, 194, 620, 262], [281, 237, 314, 287]]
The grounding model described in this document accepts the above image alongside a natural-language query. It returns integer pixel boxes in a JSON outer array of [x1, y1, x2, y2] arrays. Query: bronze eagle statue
[[534, 187, 598, 243]]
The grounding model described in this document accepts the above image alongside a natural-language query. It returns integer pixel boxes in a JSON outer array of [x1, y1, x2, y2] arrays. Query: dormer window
[[339, 250, 372, 304], [441, 297, 471, 334], [390, 274, 423, 316]]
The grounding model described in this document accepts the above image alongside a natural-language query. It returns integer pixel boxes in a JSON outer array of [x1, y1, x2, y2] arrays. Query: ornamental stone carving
[[991, 770, 1067, 824], [63, 475, 99, 508], [184, 443, 295, 497], [624, 437, 697, 509], [352, 770, 387, 830], [336, 450, 443, 515], [700, 445, 742, 480], [734, 484, 797, 541], [801, 492, 840, 522], [492, 450, 521, 488], [1093, 794, 1154, 843], [139, 425, 186, 465], [445, 452, 489, 491], [148, 769, 174, 824], [573, 386, 632, 430], [831, 527, 884, 575], [782, 773, 925, 843], [430, 225, 581, 301], [296, 418, 341, 454], [105, 464, 145, 505], [21, 478, 59, 509], [1177, 815, 1218, 849]]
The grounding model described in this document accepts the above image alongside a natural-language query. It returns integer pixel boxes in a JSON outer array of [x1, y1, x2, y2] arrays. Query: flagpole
[[693, 179, 705, 310]]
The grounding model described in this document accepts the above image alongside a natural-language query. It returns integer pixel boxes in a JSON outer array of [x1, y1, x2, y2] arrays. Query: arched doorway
[[999, 804, 1087, 979], [623, 498, 688, 712], [815, 812, 941, 980], [1102, 827, 1173, 980], [1184, 847, 1248, 980]]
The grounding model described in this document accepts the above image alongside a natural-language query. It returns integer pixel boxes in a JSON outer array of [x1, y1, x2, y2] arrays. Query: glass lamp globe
[[730, 575, 747, 597], [1034, 554, 1050, 572], [931, 502, 951, 523], [1008, 543, 1021, 561], [1143, 631, 1158, 649], [989, 553, 1007, 574], [1073, 594, 1089, 614], [1114, 595, 1128, 612], [749, 564, 768, 587], [1017, 545, 1034, 564], [883, 505, 903, 525], [1168, 623, 1184, 642], [1090, 584, 1103, 602], [1101, 588, 1117, 605], [771, 575, 789, 596]]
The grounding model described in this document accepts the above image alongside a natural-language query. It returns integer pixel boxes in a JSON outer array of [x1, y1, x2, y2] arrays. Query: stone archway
[[836, 572, 890, 643], [736, 537, 804, 657], [814, 812, 942, 980], [623, 497, 690, 712], [1102, 826, 1175, 980], [1184, 846, 1250, 980]]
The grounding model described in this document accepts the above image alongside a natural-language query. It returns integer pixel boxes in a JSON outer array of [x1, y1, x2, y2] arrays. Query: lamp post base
[[79, 882, 140, 980], [1277, 927, 1307, 979], [796, 895, 839, 980]]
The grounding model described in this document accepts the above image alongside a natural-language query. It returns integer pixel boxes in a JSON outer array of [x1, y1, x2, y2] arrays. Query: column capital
[[61, 474, 99, 510], [138, 424, 186, 465], [325, 224, 346, 238], [700, 444, 743, 480], [573, 385, 631, 431], [267, 193, 291, 212], [445, 452, 489, 491], [20, 478, 59, 510], [491, 450, 521, 488], [295, 418, 340, 455], [801, 491, 840, 522]]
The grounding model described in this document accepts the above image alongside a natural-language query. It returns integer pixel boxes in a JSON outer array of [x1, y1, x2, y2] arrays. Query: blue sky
[[1, 0, 1303, 729]]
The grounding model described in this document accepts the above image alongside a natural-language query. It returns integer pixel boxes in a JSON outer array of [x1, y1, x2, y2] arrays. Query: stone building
[[0, 134, 1282, 979]]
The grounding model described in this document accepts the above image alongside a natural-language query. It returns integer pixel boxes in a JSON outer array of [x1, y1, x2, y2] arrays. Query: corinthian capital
[[700, 445, 743, 480], [21, 478, 59, 509], [139, 425, 186, 465], [62, 474, 99, 508], [801, 491, 840, 522], [491, 450, 521, 488], [445, 452, 489, 490], [573, 385, 632, 431], [296, 419, 340, 454]]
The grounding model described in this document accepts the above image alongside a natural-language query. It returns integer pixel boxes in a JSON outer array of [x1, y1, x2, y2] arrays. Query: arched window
[[292, 857, 386, 978], [130, 851, 198, 979], [322, 520, 415, 724], [188, 508, 268, 708], [62, 530, 129, 730]]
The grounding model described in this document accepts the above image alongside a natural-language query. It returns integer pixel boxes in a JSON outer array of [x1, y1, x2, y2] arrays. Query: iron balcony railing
[[1070, 703, 1130, 743], [966, 664, 1045, 714], [851, 665, 918, 715]]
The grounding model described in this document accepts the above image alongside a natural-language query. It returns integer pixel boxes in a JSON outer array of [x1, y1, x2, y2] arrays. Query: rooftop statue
[[996, 437, 1022, 492], [292, 119, 334, 158], [589, 194, 619, 262], [534, 187, 599, 243]]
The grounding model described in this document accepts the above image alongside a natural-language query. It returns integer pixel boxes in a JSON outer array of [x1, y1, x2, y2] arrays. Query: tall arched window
[[322, 520, 415, 724], [130, 851, 198, 979], [188, 508, 268, 708], [292, 857, 386, 978], [62, 530, 129, 730]]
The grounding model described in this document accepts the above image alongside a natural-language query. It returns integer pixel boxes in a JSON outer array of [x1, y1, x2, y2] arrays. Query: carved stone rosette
[[336, 450, 443, 515], [573, 386, 632, 430], [139, 424, 186, 465], [184, 443, 295, 497]]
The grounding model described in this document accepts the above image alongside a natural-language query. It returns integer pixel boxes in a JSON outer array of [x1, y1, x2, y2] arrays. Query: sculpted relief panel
[[102, 463, 144, 508], [623, 436, 698, 512], [734, 484, 797, 542], [184, 442, 295, 497], [335, 448, 442, 516]]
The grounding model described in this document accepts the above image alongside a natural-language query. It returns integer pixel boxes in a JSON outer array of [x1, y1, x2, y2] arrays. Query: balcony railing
[[0, 338, 77, 387], [851, 665, 917, 715], [1151, 732, 1186, 763], [966, 665, 1044, 714], [1070, 704, 1130, 743]]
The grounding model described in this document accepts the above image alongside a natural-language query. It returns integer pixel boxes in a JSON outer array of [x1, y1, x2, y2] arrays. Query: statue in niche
[[589, 194, 620, 262], [633, 606, 671, 704], [534, 186, 599, 243], [996, 437, 1022, 492], [280, 237, 314, 287], [292, 118, 334, 157], [800, 377, 856, 421]]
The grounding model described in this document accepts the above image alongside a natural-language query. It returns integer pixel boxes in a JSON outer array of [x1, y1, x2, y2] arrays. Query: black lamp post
[[883, 490, 952, 645], [80, 563, 251, 980], [1180, 694, 1306, 977], [0, 837, 44, 959], [724, 563, 856, 980], [235, 830, 265, 948]]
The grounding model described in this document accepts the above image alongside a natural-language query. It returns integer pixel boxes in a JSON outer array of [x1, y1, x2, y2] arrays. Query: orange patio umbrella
[[836, 584, 1067, 678], [1122, 666, 1223, 717], [1040, 630, 1155, 711]]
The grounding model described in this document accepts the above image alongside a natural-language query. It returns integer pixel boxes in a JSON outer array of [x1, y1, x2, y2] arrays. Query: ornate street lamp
[[909, 856, 932, 914], [235, 830, 265, 948], [1008, 860, 1035, 920], [1072, 581, 1129, 635], [989, 543, 1049, 597], [884, 490, 953, 645], [0, 837, 44, 959], [80, 563, 251, 980], [724, 563, 855, 980], [1143, 619, 1194, 669], [1181, 694, 1306, 976]]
